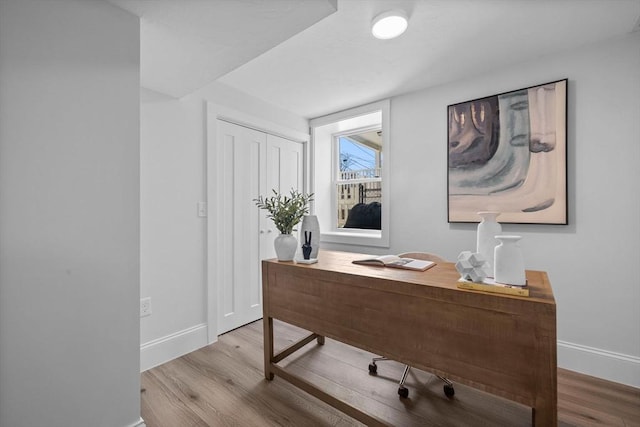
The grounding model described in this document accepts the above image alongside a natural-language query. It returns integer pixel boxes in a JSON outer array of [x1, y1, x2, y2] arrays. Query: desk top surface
[[264, 250, 555, 305]]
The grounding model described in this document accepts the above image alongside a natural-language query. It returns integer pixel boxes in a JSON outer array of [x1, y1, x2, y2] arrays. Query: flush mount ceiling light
[[371, 10, 408, 40]]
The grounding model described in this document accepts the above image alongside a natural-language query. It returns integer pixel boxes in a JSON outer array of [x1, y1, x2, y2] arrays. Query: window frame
[[310, 99, 390, 248]]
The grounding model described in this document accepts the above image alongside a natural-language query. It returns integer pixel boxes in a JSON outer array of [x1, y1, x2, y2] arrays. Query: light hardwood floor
[[141, 320, 640, 427]]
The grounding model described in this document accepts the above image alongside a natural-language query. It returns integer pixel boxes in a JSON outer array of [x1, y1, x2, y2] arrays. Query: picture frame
[[447, 79, 568, 224]]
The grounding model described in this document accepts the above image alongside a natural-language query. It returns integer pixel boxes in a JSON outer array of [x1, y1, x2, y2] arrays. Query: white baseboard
[[140, 323, 209, 372], [558, 340, 640, 388], [127, 417, 146, 427]]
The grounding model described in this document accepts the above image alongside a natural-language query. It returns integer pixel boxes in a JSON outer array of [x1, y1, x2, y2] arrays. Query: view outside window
[[336, 130, 382, 229]]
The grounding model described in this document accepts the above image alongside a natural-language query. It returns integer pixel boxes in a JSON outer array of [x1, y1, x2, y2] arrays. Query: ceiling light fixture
[[371, 10, 408, 40]]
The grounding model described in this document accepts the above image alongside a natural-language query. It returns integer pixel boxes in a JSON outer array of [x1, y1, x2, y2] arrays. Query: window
[[336, 131, 382, 229], [310, 100, 390, 247]]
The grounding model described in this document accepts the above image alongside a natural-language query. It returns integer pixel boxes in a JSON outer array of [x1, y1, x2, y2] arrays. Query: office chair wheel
[[398, 386, 409, 398], [368, 363, 378, 374], [444, 384, 455, 398]]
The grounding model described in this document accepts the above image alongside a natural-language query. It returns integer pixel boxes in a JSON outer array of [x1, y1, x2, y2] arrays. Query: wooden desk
[[262, 250, 557, 426]]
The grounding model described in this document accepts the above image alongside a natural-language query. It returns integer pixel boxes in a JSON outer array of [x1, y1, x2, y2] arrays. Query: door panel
[[216, 121, 303, 334], [220, 131, 235, 320], [217, 120, 266, 333], [267, 134, 303, 194], [264, 134, 304, 260]]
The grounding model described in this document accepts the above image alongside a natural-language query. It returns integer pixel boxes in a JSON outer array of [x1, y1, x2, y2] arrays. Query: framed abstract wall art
[[447, 79, 568, 224]]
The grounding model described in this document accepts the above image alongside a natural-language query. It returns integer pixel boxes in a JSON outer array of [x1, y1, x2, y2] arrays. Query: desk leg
[[317, 335, 325, 345], [532, 379, 557, 426], [532, 398, 556, 427], [264, 316, 274, 381], [532, 334, 557, 426]]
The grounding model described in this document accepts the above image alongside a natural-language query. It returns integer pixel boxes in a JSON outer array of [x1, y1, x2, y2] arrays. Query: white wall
[[140, 92, 208, 370], [325, 32, 640, 387], [140, 82, 308, 370], [0, 1, 142, 427]]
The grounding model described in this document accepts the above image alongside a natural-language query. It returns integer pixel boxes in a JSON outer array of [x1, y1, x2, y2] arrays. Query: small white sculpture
[[455, 251, 492, 283]]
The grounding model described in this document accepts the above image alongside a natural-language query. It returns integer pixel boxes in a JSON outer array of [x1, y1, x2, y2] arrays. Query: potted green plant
[[254, 189, 314, 261]]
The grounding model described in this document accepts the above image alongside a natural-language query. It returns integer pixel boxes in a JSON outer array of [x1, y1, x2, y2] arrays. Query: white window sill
[[321, 230, 389, 248]]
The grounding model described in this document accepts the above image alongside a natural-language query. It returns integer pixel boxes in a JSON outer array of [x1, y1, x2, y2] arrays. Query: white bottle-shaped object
[[476, 211, 501, 271], [494, 235, 526, 286]]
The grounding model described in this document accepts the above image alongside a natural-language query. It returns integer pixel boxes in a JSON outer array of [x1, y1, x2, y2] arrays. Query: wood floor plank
[[557, 397, 626, 427], [141, 320, 640, 427], [558, 368, 640, 425], [183, 340, 357, 426], [141, 369, 209, 427]]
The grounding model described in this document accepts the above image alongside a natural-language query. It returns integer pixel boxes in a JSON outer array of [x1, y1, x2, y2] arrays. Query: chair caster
[[398, 386, 409, 398], [444, 384, 455, 398], [368, 363, 378, 375]]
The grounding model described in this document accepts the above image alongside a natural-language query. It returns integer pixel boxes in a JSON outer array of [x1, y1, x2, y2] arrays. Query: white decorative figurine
[[455, 251, 492, 283]]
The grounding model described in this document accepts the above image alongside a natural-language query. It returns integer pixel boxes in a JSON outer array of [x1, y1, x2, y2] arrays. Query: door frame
[[206, 102, 310, 343]]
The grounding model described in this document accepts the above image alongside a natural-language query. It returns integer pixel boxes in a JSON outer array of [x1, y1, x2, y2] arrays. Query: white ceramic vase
[[300, 215, 320, 259], [476, 211, 502, 271], [274, 233, 297, 261], [494, 235, 526, 286]]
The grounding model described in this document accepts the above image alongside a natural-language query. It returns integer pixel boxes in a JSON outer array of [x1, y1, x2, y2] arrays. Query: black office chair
[[367, 252, 455, 399]]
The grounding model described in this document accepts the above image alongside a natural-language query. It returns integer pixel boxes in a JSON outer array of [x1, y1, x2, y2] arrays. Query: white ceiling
[[109, 0, 640, 119], [107, 0, 337, 97]]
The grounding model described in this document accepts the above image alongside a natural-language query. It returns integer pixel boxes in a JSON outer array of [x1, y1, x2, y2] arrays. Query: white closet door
[[216, 121, 304, 334], [262, 134, 304, 260], [217, 120, 266, 334]]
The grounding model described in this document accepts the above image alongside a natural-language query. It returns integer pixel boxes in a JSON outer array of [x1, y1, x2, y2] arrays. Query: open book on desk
[[352, 255, 436, 271]]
